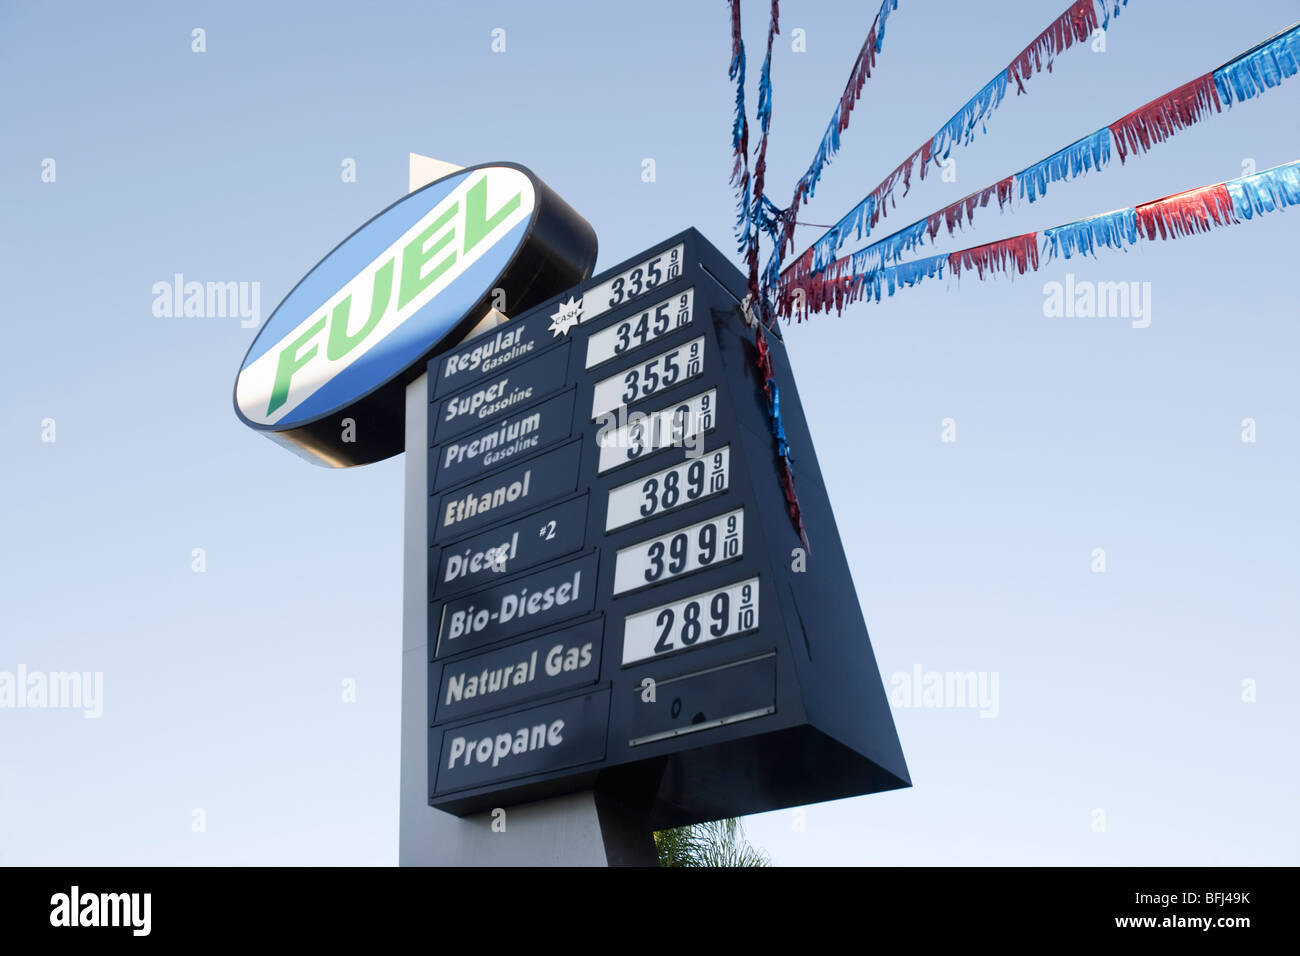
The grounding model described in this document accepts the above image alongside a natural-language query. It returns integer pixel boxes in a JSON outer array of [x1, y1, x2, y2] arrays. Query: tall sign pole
[[397, 159, 657, 866]]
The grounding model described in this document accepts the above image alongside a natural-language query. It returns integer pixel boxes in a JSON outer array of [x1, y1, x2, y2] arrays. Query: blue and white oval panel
[[234, 162, 596, 467]]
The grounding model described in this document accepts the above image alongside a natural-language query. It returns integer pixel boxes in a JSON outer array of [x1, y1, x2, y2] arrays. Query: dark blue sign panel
[[427, 229, 909, 827], [435, 618, 603, 722], [432, 389, 577, 491], [627, 651, 775, 747], [434, 553, 599, 657], [432, 341, 571, 443], [433, 688, 610, 794], [434, 317, 565, 400], [432, 494, 589, 598], [431, 439, 581, 544]]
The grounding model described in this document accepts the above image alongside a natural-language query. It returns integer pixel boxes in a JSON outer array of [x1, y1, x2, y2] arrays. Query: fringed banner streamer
[[755, 6, 778, 136], [746, 0, 781, 305], [783, 161, 1300, 318], [777, 23, 1300, 314], [1109, 73, 1221, 163], [1135, 183, 1237, 240], [929, 73, 1009, 164], [1006, 0, 1105, 94], [772, 0, 901, 266], [1227, 160, 1300, 219], [887, 253, 947, 297], [728, 0, 751, 254], [785, 253, 946, 316], [847, 218, 930, 275], [1018, 129, 1111, 202], [754, 326, 810, 551], [784, 0, 1128, 285], [943, 176, 1015, 237], [756, 196, 786, 239], [1041, 208, 1138, 260], [1213, 24, 1300, 105], [947, 233, 1040, 280], [727, 1, 807, 548]]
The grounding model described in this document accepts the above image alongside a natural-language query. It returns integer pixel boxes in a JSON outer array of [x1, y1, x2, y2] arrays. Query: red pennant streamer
[[1109, 73, 1221, 163], [947, 232, 1039, 279], [840, 21, 882, 131], [1007, 0, 1100, 94], [929, 175, 1017, 239], [774, 1, 900, 265], [1135, 182, 1237, 239]]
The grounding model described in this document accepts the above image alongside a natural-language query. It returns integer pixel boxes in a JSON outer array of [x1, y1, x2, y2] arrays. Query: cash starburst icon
[[548, 296, 583, 336]]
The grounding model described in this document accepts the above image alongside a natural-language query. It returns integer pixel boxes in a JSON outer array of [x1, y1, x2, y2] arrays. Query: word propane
[[447, 717, 566, 769]]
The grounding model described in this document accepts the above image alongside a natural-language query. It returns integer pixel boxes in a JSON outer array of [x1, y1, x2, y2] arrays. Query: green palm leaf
[[654, 817, 770, 867]]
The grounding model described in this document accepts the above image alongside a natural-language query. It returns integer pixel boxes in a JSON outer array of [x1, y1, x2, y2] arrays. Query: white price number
[[581, 243, 684, 325], [596, 389, 716, 474], [613, 508, 744, 596], [590, 336, 705, 419], [605, 446, 731, 532], [585, 289, 694, 370], [622, 577, 760, 665]]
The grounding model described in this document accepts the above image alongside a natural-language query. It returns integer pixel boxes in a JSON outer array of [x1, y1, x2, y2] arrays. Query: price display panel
[[612, 508, 744, 597], [604, 445, 731, 532], [424, 228, 909, 828]]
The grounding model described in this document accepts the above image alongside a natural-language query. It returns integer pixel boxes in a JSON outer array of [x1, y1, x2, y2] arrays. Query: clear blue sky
[[1, 0, 1296, 865]]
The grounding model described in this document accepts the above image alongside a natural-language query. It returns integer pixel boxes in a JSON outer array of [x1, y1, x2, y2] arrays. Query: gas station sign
[[424, 228, 909, 827], [236, 165, 907, 832]]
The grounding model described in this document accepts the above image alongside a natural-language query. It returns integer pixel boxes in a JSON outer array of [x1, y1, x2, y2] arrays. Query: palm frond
[[654, 817, 770, 867]]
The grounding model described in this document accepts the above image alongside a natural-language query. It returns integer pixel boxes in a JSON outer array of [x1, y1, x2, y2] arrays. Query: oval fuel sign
[[234, 162, 596, 466]]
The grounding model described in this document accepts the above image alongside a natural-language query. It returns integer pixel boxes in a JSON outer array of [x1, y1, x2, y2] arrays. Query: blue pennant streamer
[[810, 226, 842, 274], [930, 72, 1009, 164], [1040, 207, 1138, 261], [1016, 128, 1112, 203], [874, 0, 898, 49], [756, 196, 785, 238], [734, 178, 752, 254], [809, 196, 875, 273], [1226, 160, 1300, 220], [730, 64, 746, 152], [757, 43, 775, 135], [761, 381, 788, 457], [798, 124, 839, 204], [844, 218, 928, 274], [728, 4, 749, 255], [881, 219, 930, 265], [790, 0, 899, 205], [838, 253, 945, 306], [762, 251, 783, 294], [885, 254, 946, 298], [769, 385, 786, 442], [1100, 0, 1127, 31], [847, 246, 882, 277], [1213, 25, 1300, 106]]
